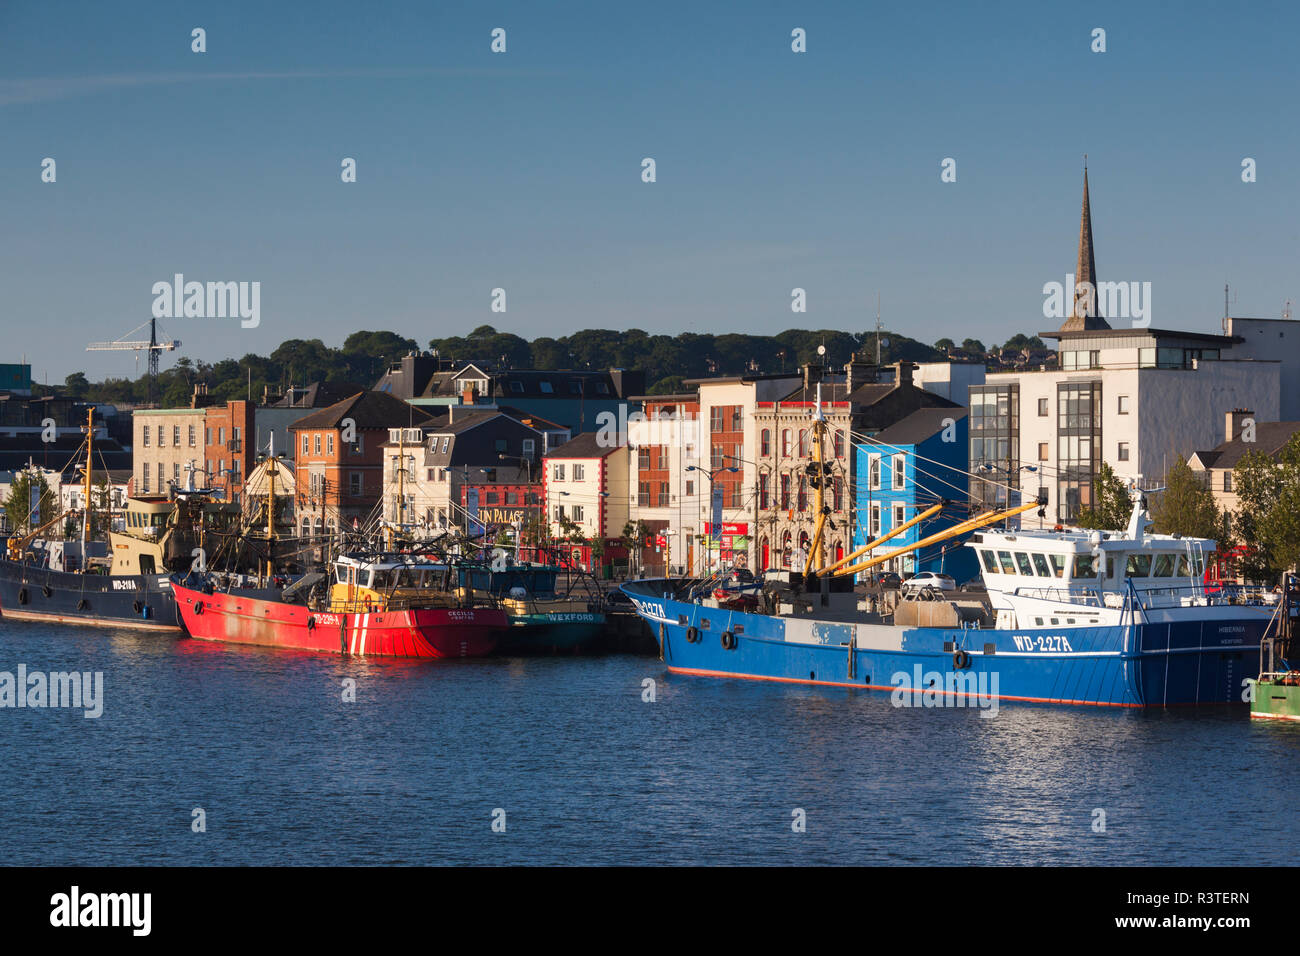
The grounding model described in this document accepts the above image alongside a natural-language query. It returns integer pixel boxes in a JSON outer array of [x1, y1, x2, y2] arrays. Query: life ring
[[685, 625, 700, 643], [306, 616, 316, 631], [16, 588, 27, 605], [132, 600, 143, 613], [76, 599, 88, 611], [953, 649, 971, 670], [41, 585, 52, 598], [720, 630, 737, 650], [193, 601, 204, 616]]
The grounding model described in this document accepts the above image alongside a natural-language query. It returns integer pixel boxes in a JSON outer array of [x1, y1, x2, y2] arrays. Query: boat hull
[[0, 558, 180, 632], [499, 611, 606, 654], [1248, 675, 1300, 720], [622, 579, 1268, 707], [172, 579, 506, 658]]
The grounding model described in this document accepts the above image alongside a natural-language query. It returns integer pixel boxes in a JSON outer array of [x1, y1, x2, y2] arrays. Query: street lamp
[[687, 464, 739, 573]]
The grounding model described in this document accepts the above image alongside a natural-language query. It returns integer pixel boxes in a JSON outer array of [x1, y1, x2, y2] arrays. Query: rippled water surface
[[1, 619, 1297, 865]]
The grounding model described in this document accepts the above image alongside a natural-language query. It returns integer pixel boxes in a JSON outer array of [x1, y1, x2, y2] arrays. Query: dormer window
[[539, 381, 554, 394]]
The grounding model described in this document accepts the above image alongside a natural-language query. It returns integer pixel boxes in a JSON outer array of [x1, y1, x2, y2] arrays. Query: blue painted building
[[852, 407, 978, 582]]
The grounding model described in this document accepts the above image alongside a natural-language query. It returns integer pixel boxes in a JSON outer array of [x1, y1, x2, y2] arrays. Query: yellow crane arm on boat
[[817, 501, 946, 577], [831, 500, 1041, 577], [803, 510, 828, 576]]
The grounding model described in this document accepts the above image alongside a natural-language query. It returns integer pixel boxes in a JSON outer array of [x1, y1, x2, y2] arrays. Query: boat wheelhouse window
[[335, 565, 347, 584], [1073, 555, 1096, 577], [1176, 555, 1191, 577], [1014, 552, 1033, 576], [1152, 553, 1177, 577], [1190, 554, 1206, 576], [1050, 554, 1066, 577], [1125, 554, 1152, 577], [1031, 553, 1052, 577], [997, 551, 1017, 574], [980, 550, 998, 573], [1106, 556, 1116, 578], [1035, 617, 1044, 625]]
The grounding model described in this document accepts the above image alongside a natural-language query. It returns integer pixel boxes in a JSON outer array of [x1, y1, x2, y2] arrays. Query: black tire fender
[[16, 588, 27, 605], [685, 625, 699, 643], [193, 601, 204, 616]]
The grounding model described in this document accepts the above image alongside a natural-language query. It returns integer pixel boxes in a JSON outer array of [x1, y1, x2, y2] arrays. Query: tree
[[1073, 463, 1132, 531], [960, 338, 986, 355], [934, 338, 955, 351], [3, 469, 57, 537], [1233, 433, 1300, 580], [1150, 458, 1222, 540]]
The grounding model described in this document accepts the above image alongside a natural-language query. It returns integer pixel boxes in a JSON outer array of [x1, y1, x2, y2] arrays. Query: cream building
[[132, 407, 208, 496]]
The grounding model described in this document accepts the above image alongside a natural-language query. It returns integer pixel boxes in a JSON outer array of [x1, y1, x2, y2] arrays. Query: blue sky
[[2, 0, 1297, 384]]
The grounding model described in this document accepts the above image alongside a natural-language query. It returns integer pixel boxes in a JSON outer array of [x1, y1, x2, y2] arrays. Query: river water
[[1, 619, 1296, 865]]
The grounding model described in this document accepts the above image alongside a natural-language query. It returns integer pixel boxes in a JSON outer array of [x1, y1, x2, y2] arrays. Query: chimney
[[893, 360, 918, 388], [844, 352, 876, 393], [1226, 408, 1253, 443]]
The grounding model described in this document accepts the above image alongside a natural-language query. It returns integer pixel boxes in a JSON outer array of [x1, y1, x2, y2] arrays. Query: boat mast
[[803, 382, 828, 576], [264, 444, 278, 580], [80, 407, 94, 574]]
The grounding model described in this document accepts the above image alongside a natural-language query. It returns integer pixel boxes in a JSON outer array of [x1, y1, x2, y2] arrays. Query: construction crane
[[86, 317, 181, 405]]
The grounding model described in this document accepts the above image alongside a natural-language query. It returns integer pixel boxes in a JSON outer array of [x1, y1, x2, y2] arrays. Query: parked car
[[872, 571, 902, 589], [901, 572, 957, 596]]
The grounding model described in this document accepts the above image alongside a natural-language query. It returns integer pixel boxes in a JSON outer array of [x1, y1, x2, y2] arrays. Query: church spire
[[1060, 159, 1112, 332]]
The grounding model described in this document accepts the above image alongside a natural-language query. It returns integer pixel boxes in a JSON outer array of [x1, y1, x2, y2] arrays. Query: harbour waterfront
[[1, 618, 1298, 866]]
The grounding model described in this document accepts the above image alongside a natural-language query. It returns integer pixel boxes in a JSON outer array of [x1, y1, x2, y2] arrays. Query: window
[[1125, 554, 1152, 577], [522, 439, 535, 459], [638, 481, 650, 507], [1152, 553, 1176, 577], [539, 381, 554, 393], [869, 455, 881, 489], [833, 430, 845, 458], [349, 473, 362, 496], [141, 468, 150, 492], [780, 474, 790, 509], [1223, 472, 1233, 493], [1073, 555, 1097, 577], [637, 447, 650, 471], [893, 504, 904, 528], [1057, 381, 1102, 522], [573, 464, 585, 481], [1050, 554, 1066, 577], [1117, 442, 1130, 461], [760, 429, 771, 457], [892, 455, 905, 489], [1015, 552, 1033, 575], [1031, 553, 1052, 577], [569, 381, 583, 395], [758, 473, 770, 510], [143, 426, 150, 448], [657, 482, 669, 507], [170, 425, 179, 446], [314, 434, 321, 455], [781, 430, 791, 458], [188, 425, 196, 447], [157, 427, 166, 448], [870, 504, 881, 537], [327, 434, 334, 454], [572, 505, 584, 521], [998, 551, 1017, 574], [1038, 442, 1049, 461], [173, 462, 181, 484], [980, 550, 998, 572], [968, 383, 1020, 510], [218, 427, 225, 445], [205, 428, 212, 445], [495, 439, 507, 453], [797, 476, 807, 511], [509, 381, 524, 394], [685, 480, 694, 497], [302, 434, 309, 454], [1037, 398, 1048, 416], [553, 464, 565, 481], [1118, 395, 1130, 415]]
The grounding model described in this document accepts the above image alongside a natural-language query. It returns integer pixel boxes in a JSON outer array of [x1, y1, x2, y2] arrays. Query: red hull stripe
[[664, 665, 1144, 708]]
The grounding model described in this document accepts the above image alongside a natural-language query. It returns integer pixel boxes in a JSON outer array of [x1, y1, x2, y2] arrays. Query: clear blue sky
[[2, 0, 1296, 384]]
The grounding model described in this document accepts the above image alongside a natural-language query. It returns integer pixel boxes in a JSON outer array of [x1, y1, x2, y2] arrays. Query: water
[[1, 618, 1297, 865]]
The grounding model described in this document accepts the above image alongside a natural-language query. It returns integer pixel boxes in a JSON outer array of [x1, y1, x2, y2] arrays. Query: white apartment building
[[625, 394, 701, 575]]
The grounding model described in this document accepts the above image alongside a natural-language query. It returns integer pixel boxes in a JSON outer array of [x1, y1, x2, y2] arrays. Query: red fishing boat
[[171, 553, 507, 658]]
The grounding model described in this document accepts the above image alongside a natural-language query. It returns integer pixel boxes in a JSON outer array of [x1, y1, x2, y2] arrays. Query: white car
[[901, 572, 957, 595]]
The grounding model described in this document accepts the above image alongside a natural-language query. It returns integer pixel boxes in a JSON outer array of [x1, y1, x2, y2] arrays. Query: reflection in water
[[0, 618, 1296, 865]]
